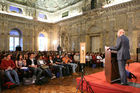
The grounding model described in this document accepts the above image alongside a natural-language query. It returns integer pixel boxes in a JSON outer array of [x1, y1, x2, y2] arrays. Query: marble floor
[[2, 67, 103, 93]]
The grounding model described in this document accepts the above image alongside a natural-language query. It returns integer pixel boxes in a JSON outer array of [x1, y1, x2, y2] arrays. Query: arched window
[[9, 6, 23, 14], [38, 33, 47, 51], [9, 29, 22, 51], [38, 13, 47, 19]]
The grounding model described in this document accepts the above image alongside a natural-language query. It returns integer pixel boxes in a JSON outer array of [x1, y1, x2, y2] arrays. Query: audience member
[[15, 54, 28, 81], [37, 55, 56, 79], [26, 53, 43, 83], [1, 54, 20, 85], [62, 54, 78, 75]]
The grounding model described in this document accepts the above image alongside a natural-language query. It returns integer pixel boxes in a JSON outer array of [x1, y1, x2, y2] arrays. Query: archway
[[9, 29, 22, 51], [38, 33, 48, 51]]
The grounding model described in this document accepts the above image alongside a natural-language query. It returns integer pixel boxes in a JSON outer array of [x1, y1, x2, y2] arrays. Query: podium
[[105, 50, 120, 83]]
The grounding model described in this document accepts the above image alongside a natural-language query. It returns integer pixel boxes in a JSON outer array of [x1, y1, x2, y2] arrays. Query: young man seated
[[26, 53, 43, 83], [54, 54, 70, 77], [62, 54, 78, 75], [37, 55, 56, 79], [48, 56, 63, 78], [1, 54, 20, 85]]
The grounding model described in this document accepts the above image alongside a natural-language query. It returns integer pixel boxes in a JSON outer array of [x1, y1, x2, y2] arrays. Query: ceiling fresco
[[7, 0, 82, 12]]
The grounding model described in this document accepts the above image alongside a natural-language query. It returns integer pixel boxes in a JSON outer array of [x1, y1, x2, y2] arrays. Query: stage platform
[[76, 63, 140, 93]]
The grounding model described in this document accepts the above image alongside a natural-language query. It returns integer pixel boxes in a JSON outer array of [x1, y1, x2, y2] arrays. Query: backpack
[[3, 82, 17, 89], [126, 70, 137, 79]]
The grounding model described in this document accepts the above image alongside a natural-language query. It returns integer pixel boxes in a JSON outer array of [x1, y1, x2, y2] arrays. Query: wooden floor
[[2, 67, 103, 93]]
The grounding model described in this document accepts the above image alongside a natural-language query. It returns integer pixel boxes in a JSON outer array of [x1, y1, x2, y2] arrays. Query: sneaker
[[16, 82, 20, 85], [32, 80, 35, 84], [51, 76, 56, 79], [121, 83, 128, 86]]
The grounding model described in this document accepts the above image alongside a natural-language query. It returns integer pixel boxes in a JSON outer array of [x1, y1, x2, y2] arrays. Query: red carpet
[[126, 63, 140, 84], [76, 63, 140, 93]]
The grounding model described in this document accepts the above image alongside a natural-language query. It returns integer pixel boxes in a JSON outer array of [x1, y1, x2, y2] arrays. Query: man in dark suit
[[106, 29, 130, 85]]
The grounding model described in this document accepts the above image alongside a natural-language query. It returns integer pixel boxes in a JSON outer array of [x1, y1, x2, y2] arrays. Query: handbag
[[41, 65, 49, 69]]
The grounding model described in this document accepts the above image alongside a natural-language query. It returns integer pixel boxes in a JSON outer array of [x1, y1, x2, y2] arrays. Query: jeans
[[54, 65, 64, 77], [29, 67, 43, 79], [69, 63, 78, 73], [5, 70, 20, 85], [60, 64, 70, 75], [44, 68, 53, 78]]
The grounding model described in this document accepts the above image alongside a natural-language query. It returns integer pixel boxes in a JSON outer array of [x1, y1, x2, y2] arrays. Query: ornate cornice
[[88, 0, 140, 17], [57, 0, 140, 25], [0, 13, 53, 27]]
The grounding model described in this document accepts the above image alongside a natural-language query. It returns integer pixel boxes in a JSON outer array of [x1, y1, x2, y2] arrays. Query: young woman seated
[[15, 54, 29, 81]]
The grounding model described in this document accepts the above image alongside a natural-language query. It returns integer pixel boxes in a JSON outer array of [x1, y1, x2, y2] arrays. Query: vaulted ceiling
[[7, 0, 82, 12]]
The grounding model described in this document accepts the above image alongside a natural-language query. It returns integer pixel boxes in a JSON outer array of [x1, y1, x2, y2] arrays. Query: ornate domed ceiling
[[7, 0, 82, 12]]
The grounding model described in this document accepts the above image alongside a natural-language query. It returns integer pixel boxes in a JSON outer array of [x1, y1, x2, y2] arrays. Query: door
[[91, 36, 100, 52]]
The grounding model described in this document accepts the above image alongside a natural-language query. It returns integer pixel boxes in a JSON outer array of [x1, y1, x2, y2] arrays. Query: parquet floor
[[2, 67, 103, 93]]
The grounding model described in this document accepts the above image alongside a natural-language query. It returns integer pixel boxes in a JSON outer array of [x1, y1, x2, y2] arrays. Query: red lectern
[[105, 50, 120, 83]]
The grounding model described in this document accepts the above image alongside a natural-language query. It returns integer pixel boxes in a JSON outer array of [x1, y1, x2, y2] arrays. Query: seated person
[[26, 53, 43, 83], [92, 54, 97, 63], [62, 54, 78, 75], [37, 55, 56, 79], [86, 53, 90, 66], [96, 53, 103, 67], [89, 53, 93, 67], [96, 54, 103, 61], [73, 53, 81, 71], [23, 53, 28, 60], [1, 54, 20, 85], [54, 55, 70, 77], [73, 53, 80, 63], [15, 54, 29, 80], [52, 55, 66, 77], [48, 56, 61, 76]]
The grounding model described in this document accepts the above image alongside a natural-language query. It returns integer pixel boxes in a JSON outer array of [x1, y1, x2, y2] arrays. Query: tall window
[[38, 33, 47, 51], [9, 30, 22, 51]]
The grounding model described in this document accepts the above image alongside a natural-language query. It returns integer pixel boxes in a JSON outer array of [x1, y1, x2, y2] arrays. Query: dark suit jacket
[[110, 35, 130, 60]]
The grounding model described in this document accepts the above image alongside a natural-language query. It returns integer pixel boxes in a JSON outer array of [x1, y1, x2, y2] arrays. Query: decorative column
[[0, 33, 4, 50], [34, 33, 38, 51], [3, 21, 9, 51], [127, 12, 135, 55]]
